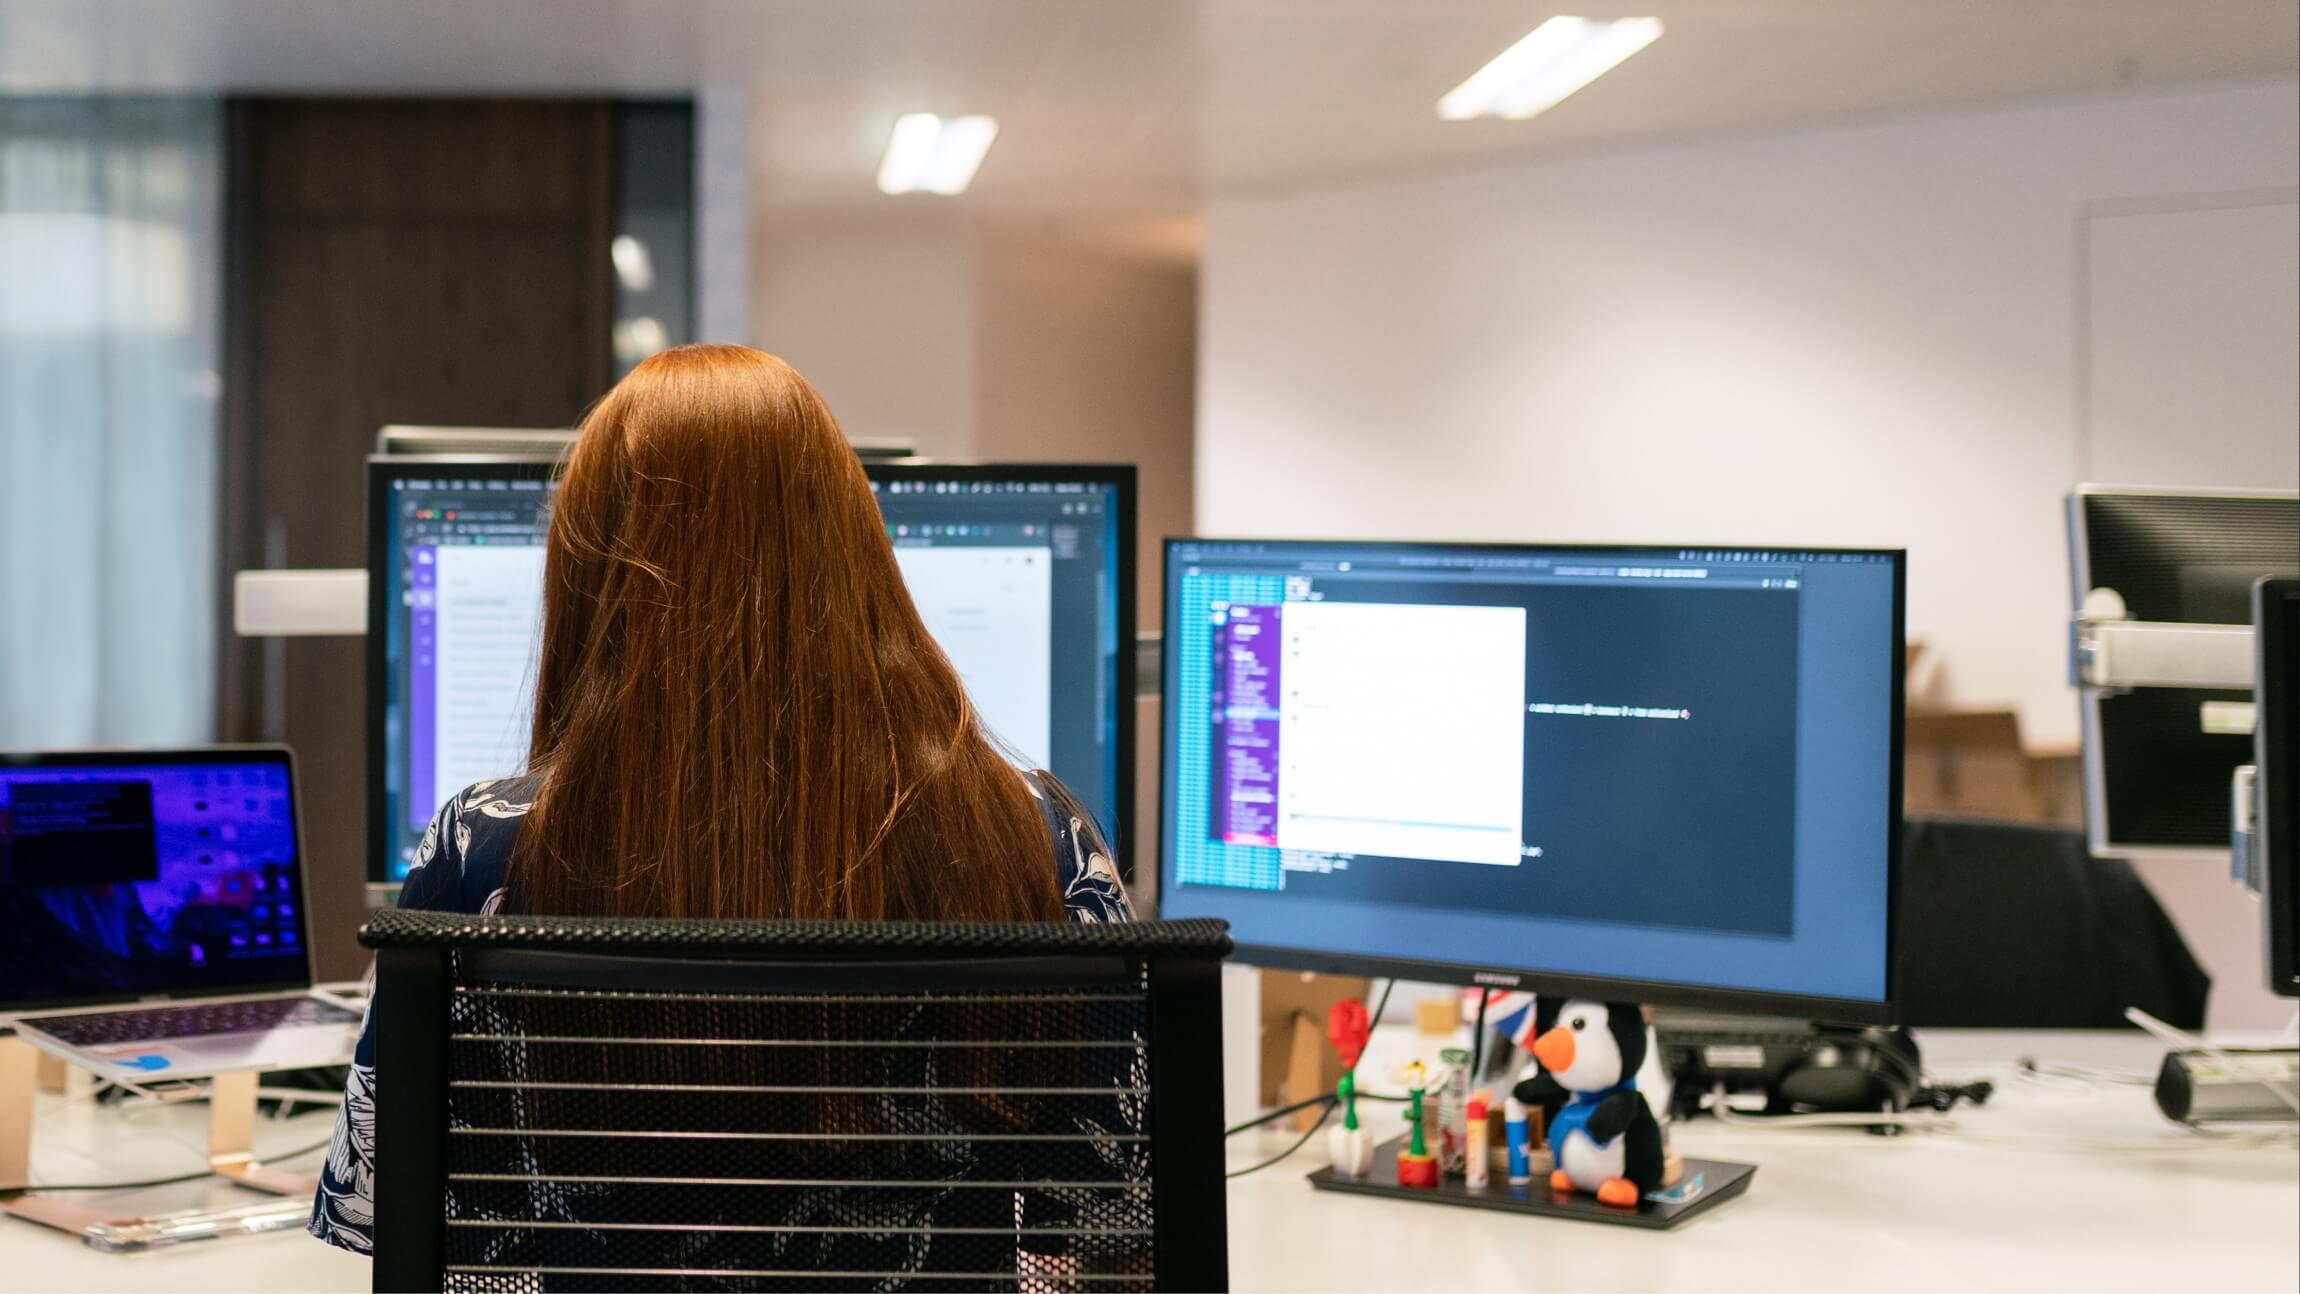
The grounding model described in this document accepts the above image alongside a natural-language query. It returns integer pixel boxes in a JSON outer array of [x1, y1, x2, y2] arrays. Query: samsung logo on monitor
[[1472, 971, 1522, 987]]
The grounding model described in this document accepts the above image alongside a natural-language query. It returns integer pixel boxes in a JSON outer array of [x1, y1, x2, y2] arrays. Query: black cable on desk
[[1227, 1101, 1334, 1179], [1227, 1092, 1332, 1137], [26, 1134, 335, 1194], [1364, 979, 1395, 1048], [1224, 979, 1395, 1138], [1224, 980, 1402, 1178], [1468, 987, 1491, 1084]]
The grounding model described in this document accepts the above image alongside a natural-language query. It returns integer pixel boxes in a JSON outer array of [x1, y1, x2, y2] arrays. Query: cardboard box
[[1259, 970, 1371, 1131]]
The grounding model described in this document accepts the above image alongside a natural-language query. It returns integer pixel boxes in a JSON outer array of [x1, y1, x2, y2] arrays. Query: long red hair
[[509, 344, 1063, 923]]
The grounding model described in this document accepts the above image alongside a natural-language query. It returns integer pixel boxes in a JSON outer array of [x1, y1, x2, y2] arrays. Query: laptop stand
[[0, 1036, 321, 1250]]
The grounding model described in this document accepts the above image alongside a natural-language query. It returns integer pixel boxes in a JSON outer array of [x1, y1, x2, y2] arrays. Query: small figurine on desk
[[1464, 1089, 1491, 1190], [1465, 987, 1540, 1082], [1326, 998, 1374, 1179], [1515, 999, 1664, 1209], [1396, 1060, 1439, 1188], [1436, 1047, 1472, 1175], [1503, 1092, 1533, 1185]]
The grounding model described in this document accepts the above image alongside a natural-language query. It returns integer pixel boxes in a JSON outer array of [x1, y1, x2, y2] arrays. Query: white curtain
[[0, 100, 221, 747]]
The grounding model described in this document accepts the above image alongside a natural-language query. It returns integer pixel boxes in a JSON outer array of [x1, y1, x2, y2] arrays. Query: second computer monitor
[[870, 462, 1136, 874], [1158, 539, 1905, 1022], [2069, 487, 2300, 856], [366, 458, 1134, 886], [2259, 577, 2299, 998]]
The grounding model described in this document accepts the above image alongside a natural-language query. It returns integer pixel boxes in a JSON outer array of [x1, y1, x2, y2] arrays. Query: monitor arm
[[2071, 587, 2255, 693], [233, 569, 367, 636]]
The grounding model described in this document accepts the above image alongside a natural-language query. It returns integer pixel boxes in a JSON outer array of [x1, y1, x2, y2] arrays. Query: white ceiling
[[3, 0, 2293, 239]]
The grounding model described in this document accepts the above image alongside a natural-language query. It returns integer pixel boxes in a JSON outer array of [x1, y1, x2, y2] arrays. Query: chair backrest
[[1895, 816, 2209, 1028], [362, 911, 1232, 1293]]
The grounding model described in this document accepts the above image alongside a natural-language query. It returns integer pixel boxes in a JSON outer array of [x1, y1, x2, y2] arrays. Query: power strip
[[2155, 1047, 2300, 1124]]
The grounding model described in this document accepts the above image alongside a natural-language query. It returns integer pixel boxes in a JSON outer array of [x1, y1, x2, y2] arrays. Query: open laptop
[[1, 746, 359, 1082]]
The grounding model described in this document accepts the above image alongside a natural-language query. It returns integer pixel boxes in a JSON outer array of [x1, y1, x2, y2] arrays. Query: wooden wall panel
[[218, 98, 615, 980]]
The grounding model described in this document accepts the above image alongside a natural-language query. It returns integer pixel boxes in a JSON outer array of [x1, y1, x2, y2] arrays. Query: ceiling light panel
[[1438, 16, 1664, 122], [876, 113, 1000, 195]]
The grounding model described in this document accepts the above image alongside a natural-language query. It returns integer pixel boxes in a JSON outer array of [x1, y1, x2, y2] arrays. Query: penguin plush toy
[[1513, 999, 1665, 1208]]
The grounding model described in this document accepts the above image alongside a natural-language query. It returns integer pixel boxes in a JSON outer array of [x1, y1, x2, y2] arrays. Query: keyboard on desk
[[23, 996, 359, 1047]]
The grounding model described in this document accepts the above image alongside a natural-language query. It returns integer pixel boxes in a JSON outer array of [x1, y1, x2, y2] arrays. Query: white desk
[[1, 1093, 365, 1292], [1229, 1029, 2297, 1293], [3, 1031, 2292, 1292]]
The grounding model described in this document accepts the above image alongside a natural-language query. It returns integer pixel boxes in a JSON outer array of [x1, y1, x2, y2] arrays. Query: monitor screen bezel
[[366, 455, 1140, 887], [1158, 536, 1906, 1026], [366, 455, 559, 887], [2259, 576, 2299, 998], [863, 460, 1139, 880], [0, 743, 313, 1013]]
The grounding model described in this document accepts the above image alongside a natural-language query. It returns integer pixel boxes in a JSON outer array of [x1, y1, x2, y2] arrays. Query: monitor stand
[[1307, 1135, 1755, 1229]]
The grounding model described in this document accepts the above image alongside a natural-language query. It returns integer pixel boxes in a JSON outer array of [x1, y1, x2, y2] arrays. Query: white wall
[[694, 87, 752, 347], [750, 218, 1198, 542], [1202, 79, 2298, 749], [972, 236, 1198, 910], [751, 219, 1199, 900], [751, 215, 981, 456], [975, 235, 1197, 633], [2082, 193, 2299, 486], [1200, 80, 2300, 1031]]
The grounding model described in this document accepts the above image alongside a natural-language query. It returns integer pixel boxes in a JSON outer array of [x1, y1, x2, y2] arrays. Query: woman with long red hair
[[311, 344, 1130, 1255]]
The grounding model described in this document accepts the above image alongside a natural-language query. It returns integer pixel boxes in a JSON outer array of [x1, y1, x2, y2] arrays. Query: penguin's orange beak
[[1532, 1026, 1575, 1074]]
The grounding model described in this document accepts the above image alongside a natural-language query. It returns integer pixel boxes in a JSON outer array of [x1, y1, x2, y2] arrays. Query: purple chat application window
[[1212, 604, 1283, 847], [409, 546, 438, 829]]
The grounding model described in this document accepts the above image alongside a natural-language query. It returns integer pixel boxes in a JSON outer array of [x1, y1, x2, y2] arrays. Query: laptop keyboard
[[24, 996, 360, 1047]]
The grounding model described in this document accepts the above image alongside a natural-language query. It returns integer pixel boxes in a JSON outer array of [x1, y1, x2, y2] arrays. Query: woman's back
[[511, 344, 1071, 924], [311, 770, 1131, 1255], [335, 770, 1127, 930], [311, 345, 1135, 1259]]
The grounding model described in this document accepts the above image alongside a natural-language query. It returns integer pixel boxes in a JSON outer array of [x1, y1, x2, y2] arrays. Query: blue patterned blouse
[[308, 768, 1132, 1254]]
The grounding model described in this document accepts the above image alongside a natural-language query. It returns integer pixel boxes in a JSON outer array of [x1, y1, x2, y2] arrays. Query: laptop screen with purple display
[[0, 748, 311, 1012]]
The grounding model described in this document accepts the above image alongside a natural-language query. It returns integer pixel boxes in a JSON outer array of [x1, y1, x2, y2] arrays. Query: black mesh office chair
[[361, 911, 1232, 1294], [1896, 817, 2210, 1029]]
